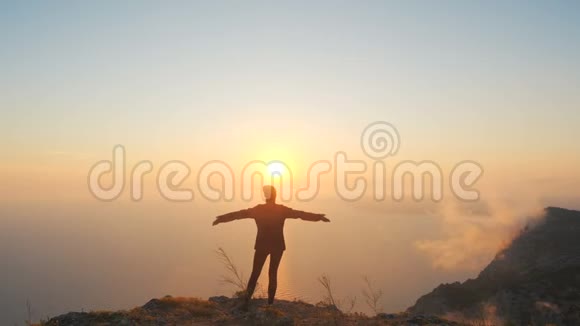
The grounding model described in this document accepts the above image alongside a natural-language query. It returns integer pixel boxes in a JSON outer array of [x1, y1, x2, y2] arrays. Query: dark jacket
[[214, 203, 325, 251]]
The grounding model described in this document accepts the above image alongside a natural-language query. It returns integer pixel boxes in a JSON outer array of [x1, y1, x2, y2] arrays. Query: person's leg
[[246, 249, 268, 300], [267, 250, 284, 304]]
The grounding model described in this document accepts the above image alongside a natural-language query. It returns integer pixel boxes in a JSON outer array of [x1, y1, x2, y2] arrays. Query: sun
[[267, 162, 287, 177]]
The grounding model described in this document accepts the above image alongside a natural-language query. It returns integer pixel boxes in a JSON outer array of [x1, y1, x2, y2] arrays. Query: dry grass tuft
[[215, 247, 248, 293]]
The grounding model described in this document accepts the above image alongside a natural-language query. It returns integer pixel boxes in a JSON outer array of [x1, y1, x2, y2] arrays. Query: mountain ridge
[[409, 206, 580, 325]]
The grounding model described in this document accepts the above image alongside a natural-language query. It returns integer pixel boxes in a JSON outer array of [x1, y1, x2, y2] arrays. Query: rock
[[47, 312, 90, 325], [377, 312, 396, 319], [409, 207, 580, 325], [209, 295, 231, 304], [142, 298, 163, 311]]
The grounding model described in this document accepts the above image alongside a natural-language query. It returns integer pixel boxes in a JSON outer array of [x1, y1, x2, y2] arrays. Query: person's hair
[[263, 185, 277, 203]]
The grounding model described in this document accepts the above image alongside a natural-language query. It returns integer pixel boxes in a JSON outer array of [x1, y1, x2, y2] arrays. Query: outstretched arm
[[212, 209, 251, 226], [288, 209, 330, 222]]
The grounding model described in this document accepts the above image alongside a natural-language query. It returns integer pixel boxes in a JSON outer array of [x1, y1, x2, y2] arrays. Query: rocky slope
[[409, 207, 580, 325], [43, 295, 459, 326]]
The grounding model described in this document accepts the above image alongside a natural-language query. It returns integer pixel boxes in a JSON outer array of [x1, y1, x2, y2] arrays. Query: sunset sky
[[2, 1, 580, 202], [0, 1, 579, 324]]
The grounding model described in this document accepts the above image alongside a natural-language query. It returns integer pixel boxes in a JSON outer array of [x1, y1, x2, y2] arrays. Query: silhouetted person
[[213, 185, 329, 305]]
